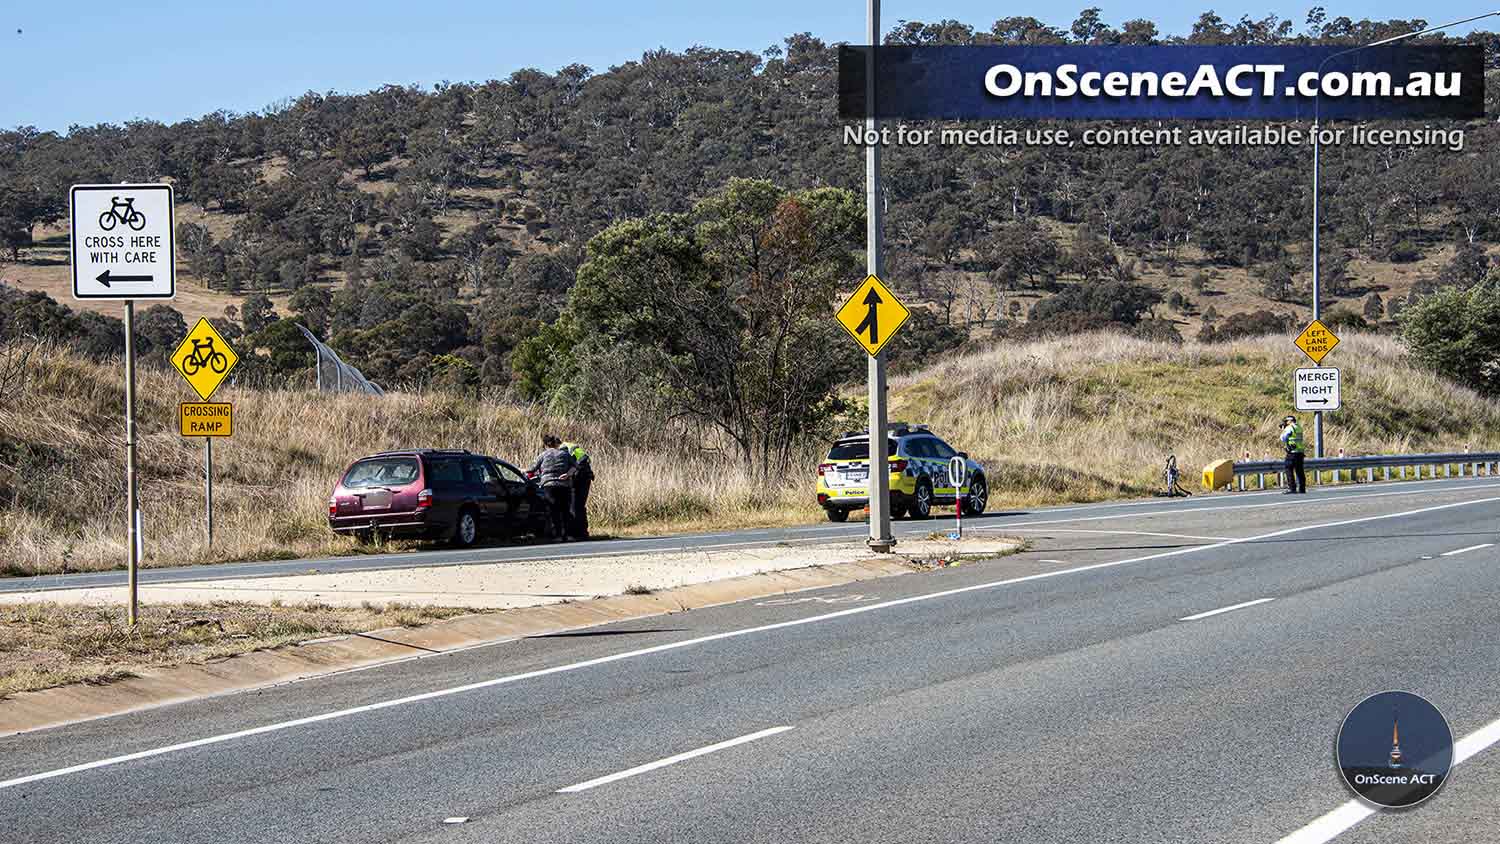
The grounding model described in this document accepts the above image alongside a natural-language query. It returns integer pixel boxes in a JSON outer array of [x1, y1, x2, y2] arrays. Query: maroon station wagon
[[327, 449, 553, 546]]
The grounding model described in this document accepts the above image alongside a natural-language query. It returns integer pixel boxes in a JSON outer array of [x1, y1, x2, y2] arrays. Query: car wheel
[[825, 507, 849, 522], [451, 509, 479, 547], [963, 475, 988, 516], [909, 480, 933, 520]]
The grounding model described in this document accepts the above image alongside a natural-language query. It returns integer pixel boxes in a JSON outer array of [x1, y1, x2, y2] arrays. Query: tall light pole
[[1309, 11, 1499, 457], [865, 0, 894, 551]]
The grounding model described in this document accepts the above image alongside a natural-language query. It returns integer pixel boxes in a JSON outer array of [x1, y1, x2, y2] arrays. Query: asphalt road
[[2, 475, 1496, 594], [3, 477, 1499, 843]]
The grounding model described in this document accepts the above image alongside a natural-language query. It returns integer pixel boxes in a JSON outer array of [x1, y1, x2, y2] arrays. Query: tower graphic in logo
[[1388, 708, 1404, 770]]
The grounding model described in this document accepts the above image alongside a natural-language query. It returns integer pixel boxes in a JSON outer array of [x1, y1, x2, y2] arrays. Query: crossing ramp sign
[[171, 318, 239, 400], [69, 184, 176, 300], [836, 274, 910, 357]]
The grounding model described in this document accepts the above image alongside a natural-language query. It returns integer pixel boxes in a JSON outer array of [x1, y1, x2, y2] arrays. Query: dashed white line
[[1179, 597, 1275, 621], [4, 494, 1497, 792], [1274, 714, 1500, 844], [1440, 543, 1494, 557], [556, 726, 793, 793]]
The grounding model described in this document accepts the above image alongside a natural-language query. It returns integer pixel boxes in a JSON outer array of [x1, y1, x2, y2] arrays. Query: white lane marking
[[1007, 527, 1234, 541], [972, 483, 1500, 532], [4, 494, 1498, 792], [1440, 543, 1494, 557], [555, 726, 793, 793], [1274, 714, 1500, 844], [1179, 597, 1275, 621], [1038, 559, 1069, 564]]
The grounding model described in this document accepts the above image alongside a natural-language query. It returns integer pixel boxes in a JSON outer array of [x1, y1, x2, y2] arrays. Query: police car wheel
[[825, 507, 849, 522], [963, 475, 987, 516], [910, 481, 933, 520]]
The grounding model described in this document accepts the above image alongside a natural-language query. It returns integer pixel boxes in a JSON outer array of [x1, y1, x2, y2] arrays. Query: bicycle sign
[[170, 318, 239, 400], [69, 183, 175, 300]]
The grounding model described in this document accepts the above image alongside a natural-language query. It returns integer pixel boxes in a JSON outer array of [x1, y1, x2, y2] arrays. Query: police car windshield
[[827, 440, 896, 461]]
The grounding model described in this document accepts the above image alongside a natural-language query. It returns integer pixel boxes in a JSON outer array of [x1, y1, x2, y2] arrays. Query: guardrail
[[1229, 451, 1500, 491]]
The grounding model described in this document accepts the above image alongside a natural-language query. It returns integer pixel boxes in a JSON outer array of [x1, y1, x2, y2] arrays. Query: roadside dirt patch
[[0, 601, 484, 699]]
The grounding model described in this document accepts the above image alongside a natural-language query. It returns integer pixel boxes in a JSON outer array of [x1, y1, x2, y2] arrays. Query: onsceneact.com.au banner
[[839, 46, 1485, 121]]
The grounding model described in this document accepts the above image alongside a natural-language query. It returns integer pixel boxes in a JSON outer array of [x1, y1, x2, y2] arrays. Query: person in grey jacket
[[529, 434, 576, 540]]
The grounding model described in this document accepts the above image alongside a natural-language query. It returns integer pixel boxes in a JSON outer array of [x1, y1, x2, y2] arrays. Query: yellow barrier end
[[1202, 459, 1235, 491]]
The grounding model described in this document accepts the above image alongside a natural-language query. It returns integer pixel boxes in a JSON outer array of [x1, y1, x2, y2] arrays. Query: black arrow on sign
[[854, 287, 883, 343], [1304, 398, 1329, 405], [96, 270, 154, 287]]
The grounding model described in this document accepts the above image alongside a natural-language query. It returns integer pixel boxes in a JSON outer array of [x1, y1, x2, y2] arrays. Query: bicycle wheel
[[127, 211, 146, 231], [209, 352, 228, 374], [182, 356, 201, 376], [99, 211, 116, 231]]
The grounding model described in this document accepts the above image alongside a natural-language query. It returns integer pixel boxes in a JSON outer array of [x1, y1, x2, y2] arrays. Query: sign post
[[71, 184, 176, 625], [171, 320, 239, 548], [858, 0, 895, 553], [948, 456, 967, 540], [1294, 319, 1340, 457]]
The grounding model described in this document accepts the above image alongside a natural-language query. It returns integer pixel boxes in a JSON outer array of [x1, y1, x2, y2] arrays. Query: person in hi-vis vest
[[561, 440, 593, 539], [1280, 415, 1307, 494]]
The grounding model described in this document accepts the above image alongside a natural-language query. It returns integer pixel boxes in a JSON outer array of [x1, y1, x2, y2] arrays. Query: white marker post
[[948, 456, 967, 540]]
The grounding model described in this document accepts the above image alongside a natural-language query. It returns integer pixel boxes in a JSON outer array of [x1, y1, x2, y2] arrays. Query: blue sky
[[4, 1, 1495, 131]]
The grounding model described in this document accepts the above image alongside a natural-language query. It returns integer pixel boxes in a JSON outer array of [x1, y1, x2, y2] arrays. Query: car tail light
[[328, 498, 337, 517], [891, 459, 908, 473], [417, 489, 433, 509], [818, 463, 832, 476]]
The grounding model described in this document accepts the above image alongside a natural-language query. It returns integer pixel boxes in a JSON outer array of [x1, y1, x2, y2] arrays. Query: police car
[[815, 424, 988, 522]]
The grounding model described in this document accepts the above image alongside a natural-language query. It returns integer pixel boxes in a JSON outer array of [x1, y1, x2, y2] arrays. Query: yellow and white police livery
[[815, 424, 987, 522]]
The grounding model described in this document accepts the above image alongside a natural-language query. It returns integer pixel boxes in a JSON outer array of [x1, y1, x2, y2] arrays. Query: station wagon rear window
[[827, 440, 897, 461], [343, 457, 420, 488]]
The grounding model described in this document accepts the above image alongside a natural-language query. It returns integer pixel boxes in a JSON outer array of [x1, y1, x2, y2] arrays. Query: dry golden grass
[[0, 600, 484, 698], [887, 331, 1500, 506], [2, 331, 1497, 576]]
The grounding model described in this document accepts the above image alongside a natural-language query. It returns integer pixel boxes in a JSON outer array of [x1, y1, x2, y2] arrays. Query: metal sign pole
[[864, 0, 893, 553], [1312, 122, 1324, 459], [124, 301, 140, 625], [205, 437, 214, 546]]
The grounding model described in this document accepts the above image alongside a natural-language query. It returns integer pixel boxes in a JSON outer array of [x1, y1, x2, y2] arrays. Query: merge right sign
[[1295, 367, 1341, 412]]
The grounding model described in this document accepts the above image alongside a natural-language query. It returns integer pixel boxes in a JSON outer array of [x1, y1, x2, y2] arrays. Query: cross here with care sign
[[70, 184, 176, 300]]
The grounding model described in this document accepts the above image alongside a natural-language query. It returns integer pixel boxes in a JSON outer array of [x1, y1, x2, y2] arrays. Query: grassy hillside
[[2, 331, 1497, 576]]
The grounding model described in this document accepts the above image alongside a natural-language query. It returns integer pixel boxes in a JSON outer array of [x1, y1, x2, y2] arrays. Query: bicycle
[[98, 196, 147, 232], [181, 337, 228, 376]]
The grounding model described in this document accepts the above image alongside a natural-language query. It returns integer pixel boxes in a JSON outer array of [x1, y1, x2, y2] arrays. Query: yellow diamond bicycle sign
[[836, 274, 910, 357], [1294, 319, 1340, 365], [171, 318, 239, 400]]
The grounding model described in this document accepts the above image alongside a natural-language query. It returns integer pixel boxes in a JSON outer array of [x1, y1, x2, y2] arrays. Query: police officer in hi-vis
[[1280, 414, 1308, 494]]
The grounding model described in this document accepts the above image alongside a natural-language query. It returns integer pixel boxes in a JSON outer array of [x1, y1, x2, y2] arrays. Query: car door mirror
[[958, 451, 968, 459]]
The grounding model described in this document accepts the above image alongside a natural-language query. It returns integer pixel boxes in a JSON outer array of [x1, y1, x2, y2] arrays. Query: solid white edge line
[[1179, 597, 1275, 621], [555, 726, 793, 793], [969, 482, 1500, 532], [1274, 714, 1500, 844], [1440, 543, 1495, 557], [4, 493, 1500, 792]]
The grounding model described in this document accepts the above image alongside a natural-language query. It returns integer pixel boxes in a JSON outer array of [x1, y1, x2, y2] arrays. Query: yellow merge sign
[[180, 403, 233, 437], [171, 318, 239, 400], [1294, 319, 1340, 365], [836, 274, 910, 357]]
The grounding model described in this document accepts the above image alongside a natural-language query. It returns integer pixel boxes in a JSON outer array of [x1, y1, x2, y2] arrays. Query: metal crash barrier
[[1213, 451, 1500, 491]]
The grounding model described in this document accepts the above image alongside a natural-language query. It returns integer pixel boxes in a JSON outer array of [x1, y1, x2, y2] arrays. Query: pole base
[[867, 537, 897, 553]]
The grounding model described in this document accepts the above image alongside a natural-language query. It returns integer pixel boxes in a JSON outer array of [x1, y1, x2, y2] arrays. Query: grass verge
[[0, 601, 487, 699]]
